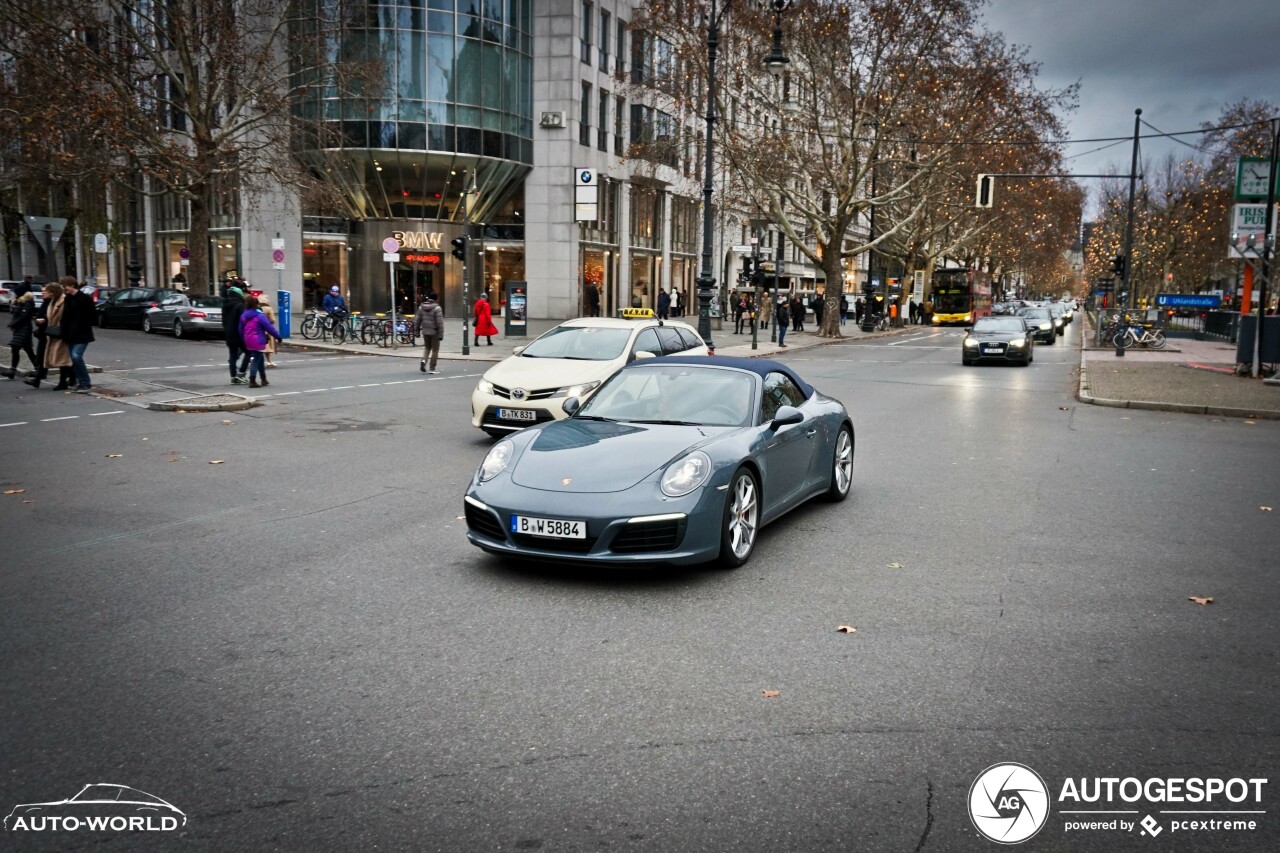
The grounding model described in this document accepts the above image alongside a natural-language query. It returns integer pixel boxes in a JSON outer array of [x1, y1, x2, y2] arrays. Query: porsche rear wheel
[[826, 426, 853, 501], [718, 468, 759, 568]]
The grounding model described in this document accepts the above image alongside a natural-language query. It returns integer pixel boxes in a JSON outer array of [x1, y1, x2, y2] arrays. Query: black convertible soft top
[[621, 355, 814, 400]]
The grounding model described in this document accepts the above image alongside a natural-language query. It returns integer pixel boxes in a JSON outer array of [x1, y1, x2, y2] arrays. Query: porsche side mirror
[[562, 397, 581, 416], [769, 406, 804, 430]]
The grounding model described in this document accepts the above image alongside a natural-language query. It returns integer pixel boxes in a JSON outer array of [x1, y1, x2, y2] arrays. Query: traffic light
[[451, 235, 468, 261], [1109, 254, 1126, 279], [975, 174, 994, 208], [742, 257, 754, 280]]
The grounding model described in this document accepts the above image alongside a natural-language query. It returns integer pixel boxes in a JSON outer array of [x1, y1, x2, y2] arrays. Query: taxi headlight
[[660, 451, 712, 497], [963, 338, 979, 348], [1009, 338, 1027, 348], [551, 380, 601, 399], [479, 440, 514, 482], [476, 379, 494, 395]]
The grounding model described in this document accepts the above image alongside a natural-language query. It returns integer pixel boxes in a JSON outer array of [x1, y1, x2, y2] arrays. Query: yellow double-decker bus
[[931, 268, 993, 325]]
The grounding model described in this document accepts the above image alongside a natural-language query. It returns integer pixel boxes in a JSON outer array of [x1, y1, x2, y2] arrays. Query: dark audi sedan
[[962, 316, 1034, 366], [98, 288, 182, 329], [1016, 307, 1057, 344]]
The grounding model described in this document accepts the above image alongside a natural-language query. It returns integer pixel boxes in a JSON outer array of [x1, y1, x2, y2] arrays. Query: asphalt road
[[1, 322, 1277, 852]]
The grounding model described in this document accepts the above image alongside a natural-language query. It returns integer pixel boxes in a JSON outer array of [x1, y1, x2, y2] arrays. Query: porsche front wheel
[[718, 468, 759, 568]]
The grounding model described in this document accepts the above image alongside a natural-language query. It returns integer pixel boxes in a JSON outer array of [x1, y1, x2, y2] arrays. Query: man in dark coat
[[5, 291, 37, 378], [60, 277, 97, 392], [774, 296, 790, 347], [790, 294, 805, 332], [222, 285, 248, 384], [811, 293, 825, 327]]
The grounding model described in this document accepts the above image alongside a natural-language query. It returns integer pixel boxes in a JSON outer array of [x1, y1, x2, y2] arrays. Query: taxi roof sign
[[619, 307, 656, 319]]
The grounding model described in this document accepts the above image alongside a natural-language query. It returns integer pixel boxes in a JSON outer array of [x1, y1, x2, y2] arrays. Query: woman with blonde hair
[[23, 283, 72, 390], [259, 294, 279, 367]]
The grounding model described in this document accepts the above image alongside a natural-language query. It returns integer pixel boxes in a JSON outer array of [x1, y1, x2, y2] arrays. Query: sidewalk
[[281, 316, 903, 363], [1079, 315, 1280, 419]]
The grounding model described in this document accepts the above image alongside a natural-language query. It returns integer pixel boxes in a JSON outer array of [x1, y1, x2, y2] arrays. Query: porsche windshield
[[579, 365, 756, 427], [521, 326, 633, 360]]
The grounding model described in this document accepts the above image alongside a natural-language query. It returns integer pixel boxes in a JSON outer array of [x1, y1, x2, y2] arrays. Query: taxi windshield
[[520, 326, 632, 360]]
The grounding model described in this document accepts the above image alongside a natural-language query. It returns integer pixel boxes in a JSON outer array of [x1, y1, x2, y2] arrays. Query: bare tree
[[0, 0, 372, 291]]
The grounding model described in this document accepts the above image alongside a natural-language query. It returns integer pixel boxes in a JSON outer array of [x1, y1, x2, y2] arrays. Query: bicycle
[[1113, 322, 1166, 349]]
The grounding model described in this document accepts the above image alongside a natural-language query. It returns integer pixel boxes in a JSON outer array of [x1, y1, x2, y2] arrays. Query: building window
[[615, 19, 627, 78], [581, 1, 592, 64], [580, 81, 592, 146], [598, 89, 609, 152], [630, 29, 648, 84], [599, 11, 611, 72], [614, 94, 625, 156]]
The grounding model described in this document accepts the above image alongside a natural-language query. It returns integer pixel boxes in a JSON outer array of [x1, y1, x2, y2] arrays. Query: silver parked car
[[143, 294, 224, 338]]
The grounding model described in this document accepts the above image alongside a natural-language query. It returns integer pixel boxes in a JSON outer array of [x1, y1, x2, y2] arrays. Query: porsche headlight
[[479, 440, 514, 482], [1009, 338, 1027, 348], [476, 378, 494, 395], [551, 380, 601, 399], [963, 338, 979, 348], [660, 451, 712, 497]]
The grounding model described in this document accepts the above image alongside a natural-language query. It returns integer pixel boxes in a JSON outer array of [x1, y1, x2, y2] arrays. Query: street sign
[[179, 246, 190, 259], [731, 245, 754, 254], [382, 237, 401, 254], [383, 252, 400, 263], [272, 248, 286, 270], [1156, 293, 1221, 309], [271, 238, 285, 251], [23, 215, 68, 248], [1235, 158, 1279, 200], [93, 233, 108, 254]]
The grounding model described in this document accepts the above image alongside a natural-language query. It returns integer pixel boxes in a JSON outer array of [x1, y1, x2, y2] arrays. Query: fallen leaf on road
[[4, 489, 26, 495], [835, 625, 858, 634], [1058, 406, 1069, 411], [221, 420, 234, 425], [22, 500, 32, 504], [1244, 420, 1256, 425], [105, 454, 123, 458], [455, 515, 465, 520], [886, 562, 905, 569], [1188, 596, 1214, 606], [1262, 506, 1273, 512], [141, 437, 148, 441], [209, 460, 225, 465], [761, 690, 780, 698]]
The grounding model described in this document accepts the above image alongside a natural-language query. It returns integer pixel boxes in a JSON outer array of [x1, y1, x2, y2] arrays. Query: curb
[[145, 394, 261, 413], [1078, 348, 1280, 420]]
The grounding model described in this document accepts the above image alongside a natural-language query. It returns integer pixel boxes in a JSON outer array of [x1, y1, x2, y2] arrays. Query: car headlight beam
[[660, 451, 712, 497], [1008, 338, 1027, 347], [479, 439, 514, 481], [476, 378, 494, 395], [550, 380, 601, 399], [963, 338, 978, 348]]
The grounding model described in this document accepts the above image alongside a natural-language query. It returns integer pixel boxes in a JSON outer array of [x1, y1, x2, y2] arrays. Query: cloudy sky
[[980, 0, 1280, 204]]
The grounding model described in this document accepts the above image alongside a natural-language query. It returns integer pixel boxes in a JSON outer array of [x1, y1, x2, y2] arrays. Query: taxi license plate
[[497, 408, 537, 422], [511, 515, 585, 539]]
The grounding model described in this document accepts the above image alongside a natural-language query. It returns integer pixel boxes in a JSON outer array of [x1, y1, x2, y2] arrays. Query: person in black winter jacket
[[222, 285, 248, 384], [60, 278, 97, 392], [4, 291, 37, 378]]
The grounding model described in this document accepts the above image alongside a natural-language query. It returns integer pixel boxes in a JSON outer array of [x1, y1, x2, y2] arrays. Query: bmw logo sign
[[512, 388, 527, 400]]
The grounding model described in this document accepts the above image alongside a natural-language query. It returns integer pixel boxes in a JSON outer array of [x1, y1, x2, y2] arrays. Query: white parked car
[[470, 314, 710, 437]]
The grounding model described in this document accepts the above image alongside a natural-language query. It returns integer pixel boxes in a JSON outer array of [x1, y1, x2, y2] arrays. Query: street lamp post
[[696, 0, 793, 352]]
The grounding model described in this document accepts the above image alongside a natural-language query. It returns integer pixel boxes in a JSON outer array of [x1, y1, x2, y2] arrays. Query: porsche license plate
[[497, 408, 537, 422], [511, 515, 585, 539]]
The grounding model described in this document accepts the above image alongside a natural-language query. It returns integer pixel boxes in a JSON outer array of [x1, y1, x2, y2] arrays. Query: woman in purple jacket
[[237, 295, 282, 388]]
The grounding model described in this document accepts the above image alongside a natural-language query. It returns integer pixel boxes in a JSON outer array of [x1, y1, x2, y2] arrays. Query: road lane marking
[[275, 391, 301, 396], [302, 388, 328, 393], [164, 365, 190, 369], [0, 422, 28, 428], [405, 379, 425, 383], [136, 366, 161, 371], [358, 383, 380, 387], [41, 416, 79, 422], [384, 380, 405, 385], [89, 411, 125, 416]]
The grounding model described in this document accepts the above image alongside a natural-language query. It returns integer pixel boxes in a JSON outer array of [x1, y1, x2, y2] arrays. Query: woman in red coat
[[473, 292, 499, 345]]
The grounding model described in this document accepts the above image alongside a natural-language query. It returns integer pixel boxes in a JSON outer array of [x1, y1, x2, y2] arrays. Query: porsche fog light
[[479, 440, 514, 481], [660, 451, 712, 497]]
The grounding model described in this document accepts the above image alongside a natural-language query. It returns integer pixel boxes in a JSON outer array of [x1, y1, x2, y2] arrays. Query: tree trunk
[[188, 185, 212, 294], [819, 251, 844, 337]]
